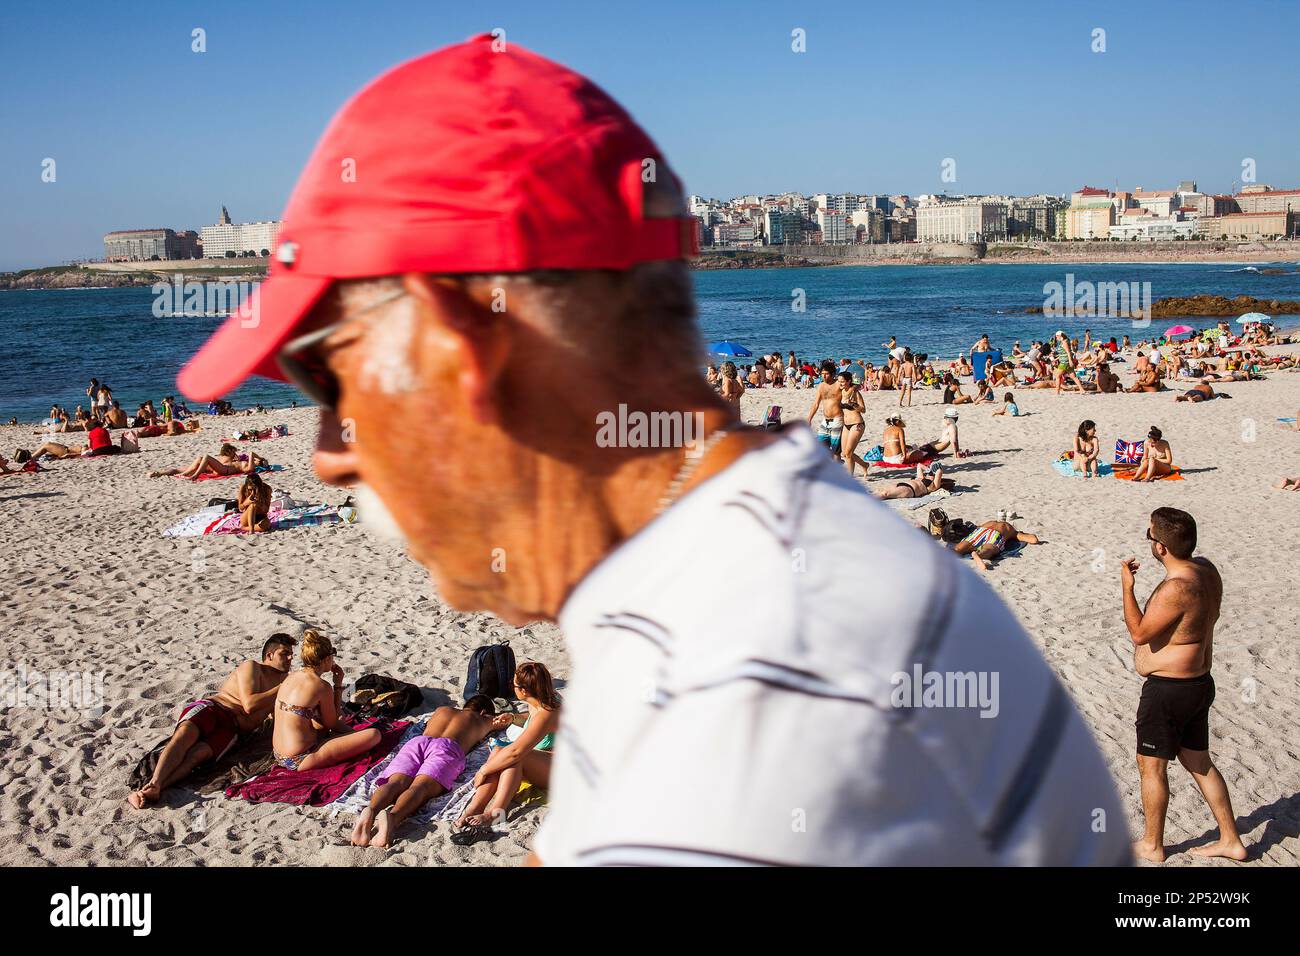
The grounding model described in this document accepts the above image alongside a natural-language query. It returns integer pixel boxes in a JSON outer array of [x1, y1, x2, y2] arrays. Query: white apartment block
[[200, 207, 281, 258], [916, 200, 1008, 241]]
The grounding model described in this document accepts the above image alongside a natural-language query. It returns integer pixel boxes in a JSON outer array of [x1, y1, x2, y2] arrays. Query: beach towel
[[162, 501, 345, 537], [1114, 439, 1145, 465], [128, 720, 275, 797], [883, 489, 959, 512], [1051, 458, 1114, 478], [873, 455, 935, 469], [190, 463, 284, 481], [1114, 466, 1184, 482], [225, 718, 408, 806]]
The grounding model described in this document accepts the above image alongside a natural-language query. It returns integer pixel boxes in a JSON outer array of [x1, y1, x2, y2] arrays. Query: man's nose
[[313, 408, 361, 487]]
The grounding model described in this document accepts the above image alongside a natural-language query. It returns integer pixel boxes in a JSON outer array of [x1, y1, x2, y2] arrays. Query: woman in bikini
[[719, 361, 744, 410], [1053, 332, 1084, 394], [874, 463, 954, 500], [837, 371, 868, 476], [456, 661, 560, 834], [1072, 419, 1100, 477], [150, 443, 266, 479], [271, 630, 382, 772], [238, 471, 272, 533], [942, 373, 973, 405], [881, 415, 931, 466], [1133, 426, 1174, 482]]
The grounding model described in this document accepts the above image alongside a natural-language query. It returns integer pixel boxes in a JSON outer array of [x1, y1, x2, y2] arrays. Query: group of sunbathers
[[127, 630, 561, 849]]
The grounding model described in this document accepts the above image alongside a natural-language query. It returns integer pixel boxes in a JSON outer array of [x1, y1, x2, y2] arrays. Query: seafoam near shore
[[1, 348, 1298, 867]]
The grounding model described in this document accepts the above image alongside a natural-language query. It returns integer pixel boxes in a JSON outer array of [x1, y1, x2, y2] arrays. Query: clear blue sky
[[2, 0, 1297, 271]]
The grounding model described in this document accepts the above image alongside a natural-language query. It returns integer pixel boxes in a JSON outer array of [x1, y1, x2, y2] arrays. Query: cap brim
[[177, 274, 332, 403]]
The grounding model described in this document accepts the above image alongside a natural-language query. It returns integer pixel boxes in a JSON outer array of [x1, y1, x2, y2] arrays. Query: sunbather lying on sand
[[873, 464, 956, 500], [1273, 476, 1300, 491], [128, 634, 295, 809], [150, 443, 266, 479], [19, 442, 85, 460], [953, 519, 1042, 571], [351, 696, 513, 848], [271, 630, 382, 772], [1175, 381, 1229, 403]]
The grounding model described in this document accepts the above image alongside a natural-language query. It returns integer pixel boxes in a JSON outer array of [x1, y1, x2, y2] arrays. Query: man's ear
[[402, 272, 511, 426]]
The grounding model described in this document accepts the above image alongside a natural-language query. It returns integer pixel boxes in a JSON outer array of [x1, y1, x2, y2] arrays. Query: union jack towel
[[1114, 439, 1145, 464]]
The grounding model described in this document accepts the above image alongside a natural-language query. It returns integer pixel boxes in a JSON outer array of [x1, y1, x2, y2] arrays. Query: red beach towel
[[224, 719, 408, 806]]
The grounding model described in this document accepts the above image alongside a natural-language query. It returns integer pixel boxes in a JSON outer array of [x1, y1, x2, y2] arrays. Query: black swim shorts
[[1135, 672, 1214, 759]]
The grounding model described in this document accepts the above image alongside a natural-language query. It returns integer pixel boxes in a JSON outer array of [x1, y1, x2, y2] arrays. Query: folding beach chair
[[762, 405, 782, 430]]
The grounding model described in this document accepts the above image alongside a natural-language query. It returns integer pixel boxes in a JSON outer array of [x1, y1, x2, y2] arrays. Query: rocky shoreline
[[1025, 294, 1300, 319]]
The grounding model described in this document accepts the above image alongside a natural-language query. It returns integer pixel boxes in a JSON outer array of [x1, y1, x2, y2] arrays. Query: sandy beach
[[1, 347, 1297, 867]]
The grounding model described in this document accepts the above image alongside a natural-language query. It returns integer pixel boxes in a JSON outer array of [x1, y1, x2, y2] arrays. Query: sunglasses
[[276, 289, 409, 410], [1145, 529, 1163, 546]]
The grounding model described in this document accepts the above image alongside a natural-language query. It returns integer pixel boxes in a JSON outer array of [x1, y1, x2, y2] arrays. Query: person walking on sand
[[176, 35, 1129, 866], [1123, 508, 1247, 863]]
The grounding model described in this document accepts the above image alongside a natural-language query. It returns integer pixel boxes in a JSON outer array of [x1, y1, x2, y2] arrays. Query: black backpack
[[465, 642, 516, 702]]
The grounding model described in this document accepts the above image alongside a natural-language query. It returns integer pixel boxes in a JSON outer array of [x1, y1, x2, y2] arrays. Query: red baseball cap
[[178, 34, 697, 402]]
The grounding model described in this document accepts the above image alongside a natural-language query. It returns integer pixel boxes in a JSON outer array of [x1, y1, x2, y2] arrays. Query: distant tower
[[219, 205, 232, 225]]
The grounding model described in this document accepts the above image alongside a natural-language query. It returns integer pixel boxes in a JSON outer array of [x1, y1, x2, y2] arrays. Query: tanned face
[[311, 278, 541, 624], [264, 644, 294, 673]]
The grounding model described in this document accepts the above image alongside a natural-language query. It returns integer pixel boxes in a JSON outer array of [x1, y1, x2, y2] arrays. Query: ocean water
[[1, 261, 1296, 421]]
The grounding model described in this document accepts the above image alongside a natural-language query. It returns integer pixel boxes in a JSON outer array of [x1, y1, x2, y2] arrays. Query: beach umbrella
[[1164, 325, 1194, 338], [1237, 312, 1269, 324], [708, 340, 752, 357]]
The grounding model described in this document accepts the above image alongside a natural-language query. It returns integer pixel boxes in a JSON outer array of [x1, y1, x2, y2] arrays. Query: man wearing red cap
[[180, 36, 1129, 866]]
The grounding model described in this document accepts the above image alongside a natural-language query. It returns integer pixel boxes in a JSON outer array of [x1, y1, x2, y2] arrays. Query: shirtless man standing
[[351, 696, 514, 847], [128, 634, 295, 808], [807, 361, 843, 459], [1123, 508, 1247, 863]]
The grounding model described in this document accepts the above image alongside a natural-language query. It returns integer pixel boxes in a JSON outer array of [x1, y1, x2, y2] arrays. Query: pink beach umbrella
[[1164, 325, 1194, 338]]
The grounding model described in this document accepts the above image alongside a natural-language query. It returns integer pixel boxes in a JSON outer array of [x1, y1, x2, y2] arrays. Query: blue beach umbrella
[[1237, 312, 1269, 324], [708, 341, 753, 357]]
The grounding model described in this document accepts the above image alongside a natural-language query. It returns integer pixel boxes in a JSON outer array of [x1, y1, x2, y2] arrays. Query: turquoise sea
[[1, 261, 1296, 421]]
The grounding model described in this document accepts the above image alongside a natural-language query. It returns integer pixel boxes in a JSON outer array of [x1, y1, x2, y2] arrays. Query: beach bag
[[927, 508, 949, 538], [1114, 439, 1145, 465], [465, 642, 516, 702], [349, 673, 422, 720]]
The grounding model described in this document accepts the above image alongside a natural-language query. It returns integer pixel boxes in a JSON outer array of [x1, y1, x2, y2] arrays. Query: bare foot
[[126, 782, 160, 810], [1190, 838, 1248, 862], [351, 807, 374, 847], [370, 808, 393, 848], [1133, 839, 1166, 863], [459, 813, 492, 828]]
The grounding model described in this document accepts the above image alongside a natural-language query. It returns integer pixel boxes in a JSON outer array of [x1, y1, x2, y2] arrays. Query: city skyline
[[3, 0, 1299, 271]]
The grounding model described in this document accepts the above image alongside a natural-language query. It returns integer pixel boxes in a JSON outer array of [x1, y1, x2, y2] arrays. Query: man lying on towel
[[128, 634, 295, 809], [351, 696, 513, 848], [953, 518, 1042, 572]]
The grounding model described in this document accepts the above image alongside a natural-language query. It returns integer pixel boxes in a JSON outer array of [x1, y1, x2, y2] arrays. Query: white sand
[[1, 348, 1297, 867]]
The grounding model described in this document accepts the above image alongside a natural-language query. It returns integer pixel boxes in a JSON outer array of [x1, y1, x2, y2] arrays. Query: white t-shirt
[[536, 428, 1128, 866], [889, 347, 907, 362]]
